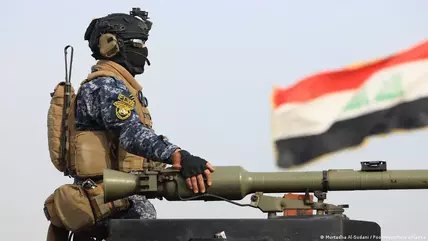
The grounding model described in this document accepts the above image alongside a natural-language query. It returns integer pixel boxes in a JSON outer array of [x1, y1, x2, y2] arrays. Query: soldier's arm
[[82, 77, 179, 163]]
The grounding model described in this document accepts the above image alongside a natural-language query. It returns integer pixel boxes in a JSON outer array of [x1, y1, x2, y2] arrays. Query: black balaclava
[[84, 8, 153, 76]]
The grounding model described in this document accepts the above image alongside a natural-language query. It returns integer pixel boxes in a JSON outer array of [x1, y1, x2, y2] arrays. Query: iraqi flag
[[271, 40, 428, 169]]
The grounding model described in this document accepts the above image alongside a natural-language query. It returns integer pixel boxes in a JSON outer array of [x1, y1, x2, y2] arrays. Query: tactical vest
[[66, 60, 165, 178]]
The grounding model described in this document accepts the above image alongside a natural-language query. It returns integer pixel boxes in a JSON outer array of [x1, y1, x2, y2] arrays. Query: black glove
[[178, 150, 208, 178]]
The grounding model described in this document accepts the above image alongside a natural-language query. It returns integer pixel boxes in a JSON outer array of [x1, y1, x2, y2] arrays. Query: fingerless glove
[[178, 150, 208, 178]]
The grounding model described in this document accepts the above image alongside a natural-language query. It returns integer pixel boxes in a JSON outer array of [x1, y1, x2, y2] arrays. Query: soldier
[[45, 7, 214, 241]]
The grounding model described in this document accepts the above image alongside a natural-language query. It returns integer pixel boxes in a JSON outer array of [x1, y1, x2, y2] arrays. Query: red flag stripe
[[272, 40, 428, 109]]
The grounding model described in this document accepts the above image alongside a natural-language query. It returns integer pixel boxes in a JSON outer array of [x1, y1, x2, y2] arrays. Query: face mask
[[121, 39, 150, 75], [124, 46, 149, 74]]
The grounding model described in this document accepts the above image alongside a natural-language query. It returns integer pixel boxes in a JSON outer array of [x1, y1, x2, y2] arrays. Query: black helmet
[[84, 8, 153, 75]]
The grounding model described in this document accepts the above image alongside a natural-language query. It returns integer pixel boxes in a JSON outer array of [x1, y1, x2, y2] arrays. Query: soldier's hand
[[170, 149, 215, 193]]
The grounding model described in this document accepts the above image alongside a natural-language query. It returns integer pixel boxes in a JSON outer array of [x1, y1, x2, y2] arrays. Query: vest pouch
[[117, 148, 166, 171], [117, 147, 145, 172], [43, 193, 64, 228], [73, 131, 112, 177], [52, 184, 95, 232], [47, 82, 75, 172], [84, 182, 130, 222]]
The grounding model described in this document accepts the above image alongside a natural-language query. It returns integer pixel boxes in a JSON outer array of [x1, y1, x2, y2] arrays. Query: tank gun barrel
[[103, 161, 428, 203]]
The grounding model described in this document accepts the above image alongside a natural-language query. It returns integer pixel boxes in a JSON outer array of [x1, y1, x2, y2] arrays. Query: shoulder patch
[[113, 93, 135, 120]]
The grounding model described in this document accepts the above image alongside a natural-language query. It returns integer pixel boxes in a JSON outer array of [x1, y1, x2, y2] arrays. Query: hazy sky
[[2, 0, 428, 240]]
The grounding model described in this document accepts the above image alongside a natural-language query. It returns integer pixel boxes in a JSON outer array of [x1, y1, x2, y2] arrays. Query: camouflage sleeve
[[82, 76, 179, 163]]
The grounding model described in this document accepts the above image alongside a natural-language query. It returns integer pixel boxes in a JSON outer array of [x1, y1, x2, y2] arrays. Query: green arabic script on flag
[[343, 74, 404, 111]]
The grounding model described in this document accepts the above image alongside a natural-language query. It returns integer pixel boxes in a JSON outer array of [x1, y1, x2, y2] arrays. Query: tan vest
[[66, 60, 165, 178]]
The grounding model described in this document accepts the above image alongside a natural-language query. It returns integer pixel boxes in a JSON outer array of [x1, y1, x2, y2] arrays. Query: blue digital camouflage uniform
[[74, 75, 180, 221]]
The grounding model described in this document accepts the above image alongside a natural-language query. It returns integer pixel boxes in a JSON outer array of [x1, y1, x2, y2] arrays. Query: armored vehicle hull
[[108, 214, 381, 241]]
